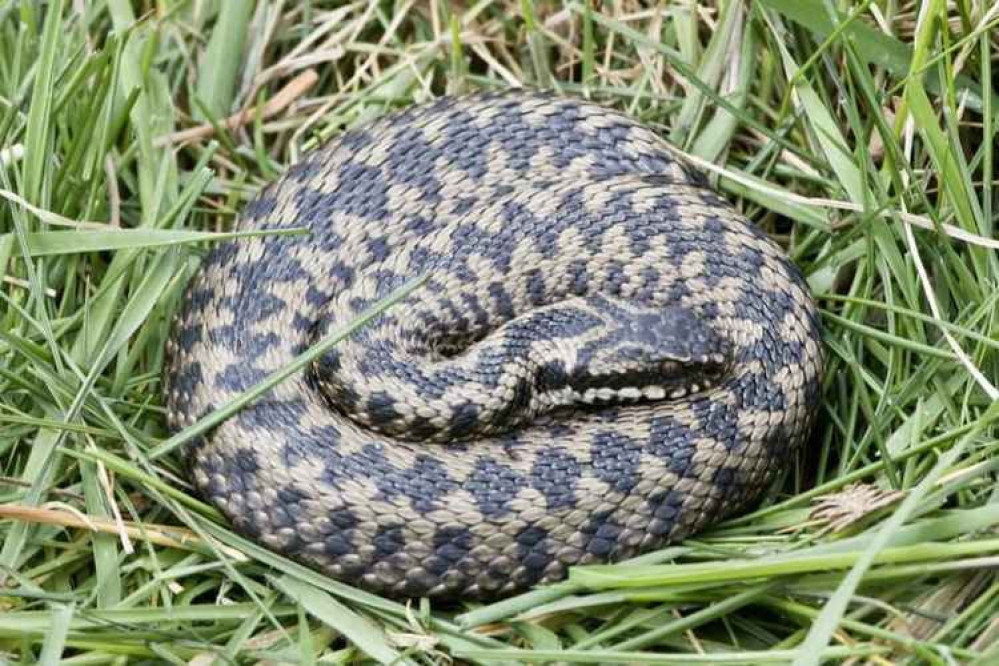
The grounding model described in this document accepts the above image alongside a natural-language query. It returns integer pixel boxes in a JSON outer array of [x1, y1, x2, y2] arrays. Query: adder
[[164, 91, 824, 599]]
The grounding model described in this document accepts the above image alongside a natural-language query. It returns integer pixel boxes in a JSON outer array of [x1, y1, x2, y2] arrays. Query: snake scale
[[164, 91, 824, 599]]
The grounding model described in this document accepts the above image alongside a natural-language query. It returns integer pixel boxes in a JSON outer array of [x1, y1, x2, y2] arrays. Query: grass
[[1, 0, 998, 664]]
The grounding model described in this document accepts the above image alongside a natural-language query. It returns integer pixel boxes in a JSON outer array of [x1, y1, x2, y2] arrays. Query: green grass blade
[[790, 404, 999, 666], [272, 576, 410, 666], [37, 604, 73, 666], [192, 0, 253, 121], [149, 274, 426, 460], [21, 0, 64, 205], [4, 227, 306, 257]]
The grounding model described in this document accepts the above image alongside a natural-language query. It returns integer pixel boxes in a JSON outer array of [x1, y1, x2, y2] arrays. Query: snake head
[[541, 296, 732, 406]]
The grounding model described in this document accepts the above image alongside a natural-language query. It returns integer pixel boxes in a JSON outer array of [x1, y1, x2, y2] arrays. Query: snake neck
[[307, 294, 731, 443]]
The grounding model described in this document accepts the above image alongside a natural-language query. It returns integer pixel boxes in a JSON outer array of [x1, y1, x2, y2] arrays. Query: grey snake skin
[[164, 91, 824, 599]]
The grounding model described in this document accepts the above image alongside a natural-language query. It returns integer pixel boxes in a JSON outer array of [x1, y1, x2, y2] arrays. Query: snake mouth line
[[568, 357, 731, 403], [577, 381, 718, 405]]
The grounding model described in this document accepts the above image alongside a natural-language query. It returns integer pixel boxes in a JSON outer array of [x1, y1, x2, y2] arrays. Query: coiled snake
[[164, 91, 824, 599]]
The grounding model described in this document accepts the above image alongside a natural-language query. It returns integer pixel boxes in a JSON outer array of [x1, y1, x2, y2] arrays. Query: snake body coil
[[164, 92, 824, 599]]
